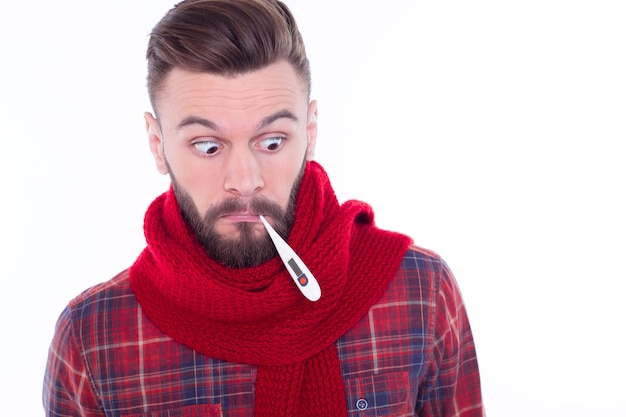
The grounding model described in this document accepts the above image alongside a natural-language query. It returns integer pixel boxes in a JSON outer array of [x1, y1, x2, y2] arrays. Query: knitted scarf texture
[[130, 161, 412, 416]]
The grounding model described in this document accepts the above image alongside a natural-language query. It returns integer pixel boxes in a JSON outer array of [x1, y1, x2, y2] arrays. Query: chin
[[218, 222, 265, 239]]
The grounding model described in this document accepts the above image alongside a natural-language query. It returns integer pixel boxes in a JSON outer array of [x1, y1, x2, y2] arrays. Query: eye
[[259, 136, 284, 151], [193, 140, 221, 155]]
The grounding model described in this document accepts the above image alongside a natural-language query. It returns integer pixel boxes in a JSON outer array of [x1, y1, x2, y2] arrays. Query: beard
[[168, 161, 305, 269]]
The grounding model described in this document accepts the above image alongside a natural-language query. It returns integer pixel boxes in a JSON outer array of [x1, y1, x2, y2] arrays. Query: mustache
[[203, 197, 285, 222]]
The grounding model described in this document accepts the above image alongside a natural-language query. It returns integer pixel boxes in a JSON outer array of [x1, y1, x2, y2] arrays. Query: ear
[[305, 100, 318, 160], [145, 112, 169, 175]]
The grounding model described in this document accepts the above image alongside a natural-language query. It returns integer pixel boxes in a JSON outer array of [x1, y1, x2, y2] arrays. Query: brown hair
[[146, 0, 311, 113]]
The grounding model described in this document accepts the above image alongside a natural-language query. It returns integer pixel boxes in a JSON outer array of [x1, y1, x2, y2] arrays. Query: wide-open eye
[[259, 136, 284, 151], [193, 140, 221, 155]]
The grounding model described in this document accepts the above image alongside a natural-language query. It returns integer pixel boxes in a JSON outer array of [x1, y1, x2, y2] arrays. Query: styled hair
[[146, 0, 311, 112]]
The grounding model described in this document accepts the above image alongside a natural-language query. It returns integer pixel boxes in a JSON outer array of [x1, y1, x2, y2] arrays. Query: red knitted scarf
[[130, 161, 412, 416]]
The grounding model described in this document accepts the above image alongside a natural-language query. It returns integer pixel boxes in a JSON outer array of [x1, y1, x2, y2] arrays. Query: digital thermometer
[[259, 215, 321, 302]]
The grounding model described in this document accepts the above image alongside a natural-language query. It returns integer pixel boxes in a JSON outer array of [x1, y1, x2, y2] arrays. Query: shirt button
[[356, 398, 369, 410]]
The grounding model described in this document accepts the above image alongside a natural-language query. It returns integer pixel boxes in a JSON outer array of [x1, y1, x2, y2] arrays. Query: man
[[43, 0, 484, 416]]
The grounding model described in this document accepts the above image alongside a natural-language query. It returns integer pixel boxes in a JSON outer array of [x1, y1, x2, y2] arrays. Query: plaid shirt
[[43, 246, 483, 416]]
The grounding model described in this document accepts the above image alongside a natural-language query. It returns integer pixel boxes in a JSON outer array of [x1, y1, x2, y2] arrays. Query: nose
[[223, 148, 264, 196]]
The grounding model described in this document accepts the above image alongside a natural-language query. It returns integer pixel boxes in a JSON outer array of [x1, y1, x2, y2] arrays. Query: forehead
[[155, 61, 309, 123]]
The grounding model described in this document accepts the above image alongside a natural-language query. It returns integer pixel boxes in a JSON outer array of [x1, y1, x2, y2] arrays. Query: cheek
[[167, 156, 222, 214], [265, 158, 305, 209], [185, 172, 224, 212]]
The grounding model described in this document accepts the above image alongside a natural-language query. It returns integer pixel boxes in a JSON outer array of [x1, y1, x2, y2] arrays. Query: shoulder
[[60, 269, 139, 340], [384, 244, 465, 323], [399, 244, 465, 304], [55, 268, 146, 360], [374, 244, 450, 315], [46, 270, 132, 373], [398, 244, 451, 284], [68, 269, 134, 312], [402, 244, 444, 266]]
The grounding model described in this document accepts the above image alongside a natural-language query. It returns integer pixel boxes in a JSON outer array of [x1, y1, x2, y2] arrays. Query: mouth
[[221, 212, 264, 223]]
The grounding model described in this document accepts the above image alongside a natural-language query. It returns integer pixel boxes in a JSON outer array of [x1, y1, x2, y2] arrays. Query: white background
[[1, 1, 625, 415]]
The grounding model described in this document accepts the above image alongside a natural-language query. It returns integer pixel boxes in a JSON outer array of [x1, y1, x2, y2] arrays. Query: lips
[[207, 196, 284, 225], [222, 212, 262, 222]]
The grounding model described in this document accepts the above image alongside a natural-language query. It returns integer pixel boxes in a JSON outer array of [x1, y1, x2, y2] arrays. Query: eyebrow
[[256, 109, 299, 130], [175, 109, 298, 132], [176, 116, 218, 131]]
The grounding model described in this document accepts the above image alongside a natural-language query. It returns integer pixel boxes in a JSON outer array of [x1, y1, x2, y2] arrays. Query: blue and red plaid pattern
[[43, 246, 483, 416]]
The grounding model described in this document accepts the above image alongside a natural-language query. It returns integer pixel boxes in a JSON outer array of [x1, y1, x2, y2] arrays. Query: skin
[[145, 60, 318, 261]]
